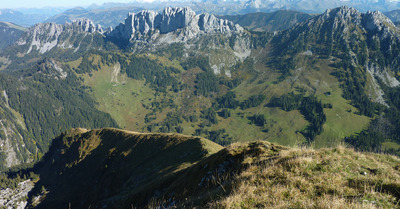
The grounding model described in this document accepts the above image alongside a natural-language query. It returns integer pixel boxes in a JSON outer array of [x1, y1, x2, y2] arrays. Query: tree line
[[268, 92, 327, 140]]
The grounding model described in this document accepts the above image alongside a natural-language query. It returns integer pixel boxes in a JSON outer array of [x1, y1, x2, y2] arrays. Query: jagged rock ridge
[[108, 7, 244, 43], [105, 7, 251, 73], [16, 18, 103, 54], [274, 6, 400, 104]]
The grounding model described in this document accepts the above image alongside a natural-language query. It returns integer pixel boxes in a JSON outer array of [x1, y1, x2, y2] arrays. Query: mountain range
[[3, 0, 400, 27], [1, 4, 400, 207], [0, 9, 50, 27], [218, 10, 314, 32], [45, 7, 144, 29], [0, 22, 26, 50], [0, 5, 400, 167]]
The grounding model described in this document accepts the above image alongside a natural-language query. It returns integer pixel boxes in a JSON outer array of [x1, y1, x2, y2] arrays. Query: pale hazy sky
[[0, 0, 154, 9]]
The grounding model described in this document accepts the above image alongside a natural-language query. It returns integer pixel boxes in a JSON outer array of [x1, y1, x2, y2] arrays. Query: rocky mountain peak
[[121, 10, 159, 39], [108, 7, 243, 44], [159, 7, 197, 34], [363, 10, 397, 32], [321, 6, 362, 27], [298, 6, 399, 37], [320, 6, 398, 34], [16, 18, 103, 54], [332, 6, 360, 17], [70, 18, 103, 33]]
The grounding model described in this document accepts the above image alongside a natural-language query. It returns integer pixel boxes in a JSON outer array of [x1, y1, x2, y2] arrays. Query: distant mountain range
[[218, 10, 313, 32], [0, 9, 50, 27], [385, 9, 400, 22], [0, 22, 26, 50], [2, 0, 400, 27], [45, 7, 144, 29]]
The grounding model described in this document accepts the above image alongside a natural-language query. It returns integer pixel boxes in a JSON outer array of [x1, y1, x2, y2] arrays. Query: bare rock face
[[317, 6, 362, 30], [71, 18, 103, 33], [312, 6, 399, 36], [14, 7, 245, 55], [106, 7, 249, 76], [362, 10, 399, 40], [0, 90, 35, 168], [159, 7, 197, 34], [199, 13, 241, 33], [108, 7, 244, 44], [0, 180, 34, 209], [115, 10, 159, 40], [17, 18, 103, 54]]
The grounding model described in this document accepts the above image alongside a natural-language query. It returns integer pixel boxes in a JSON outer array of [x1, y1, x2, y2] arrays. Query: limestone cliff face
[[16, 18, 103, 54], [0, 90, 35, 168], [106, 7, 250, 70], [13, 7, 247, 56], [108, 7, 244, 44]]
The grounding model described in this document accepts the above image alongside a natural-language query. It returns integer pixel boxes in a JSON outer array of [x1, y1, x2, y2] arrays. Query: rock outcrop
[[273, 6, 400, 106], [16, 18, 103, 54], [108, 7, 243, 44], [316, 6, 399, 35]]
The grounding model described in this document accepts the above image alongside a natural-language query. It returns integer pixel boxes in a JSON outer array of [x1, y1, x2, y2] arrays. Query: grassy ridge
[[208, 143, 400, 208], [25, 129, 400, 208], [29, 128, 222, 208]]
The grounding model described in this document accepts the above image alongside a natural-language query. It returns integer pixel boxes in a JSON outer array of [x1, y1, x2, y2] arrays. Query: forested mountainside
[[0, 22, 26, 50], [0, 6, 400, 170]]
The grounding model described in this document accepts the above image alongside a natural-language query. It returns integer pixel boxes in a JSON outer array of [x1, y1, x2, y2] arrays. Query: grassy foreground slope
[[209, 144, 400, 208], [28, 128, 223, 208], [27, 128, 400, 208]]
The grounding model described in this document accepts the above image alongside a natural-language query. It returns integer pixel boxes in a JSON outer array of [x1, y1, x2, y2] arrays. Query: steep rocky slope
[[14, 18, 103, 55], [0, 86, 34, 168], [108, 7, 243, 39], [264, 6, 400, 150], [107, 7, 250, 55], [272, 6, 400, 97]]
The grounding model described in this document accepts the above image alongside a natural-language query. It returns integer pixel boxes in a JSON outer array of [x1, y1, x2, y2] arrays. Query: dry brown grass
[[207, 142, 400, 209], [42, 129, 400, 208]]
